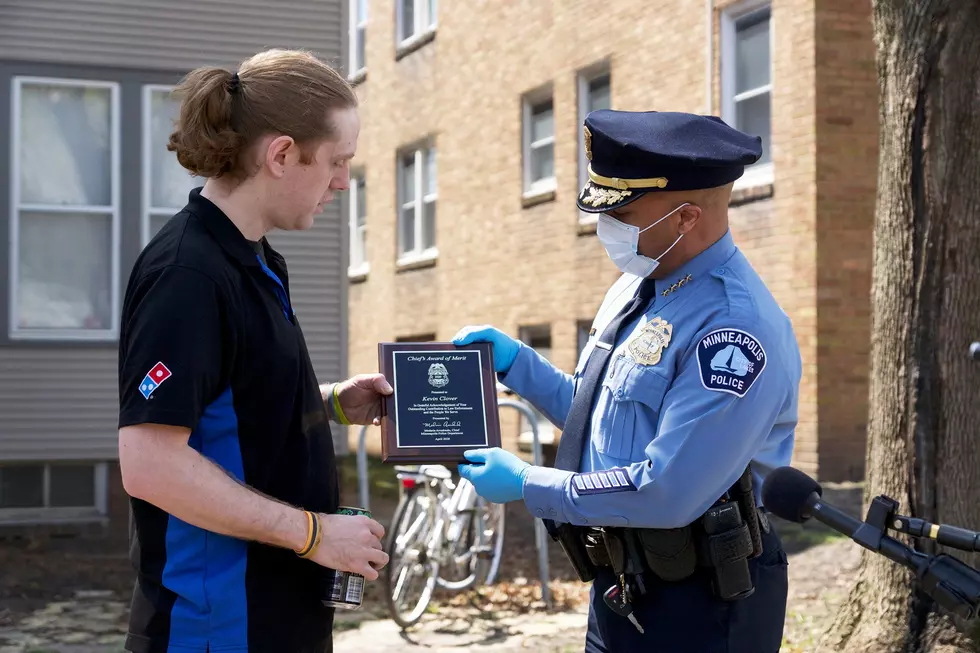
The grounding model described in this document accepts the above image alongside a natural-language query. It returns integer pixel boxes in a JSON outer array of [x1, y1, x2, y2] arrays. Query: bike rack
[[354, 395, 554, 609], [497, 397, 553, 609]]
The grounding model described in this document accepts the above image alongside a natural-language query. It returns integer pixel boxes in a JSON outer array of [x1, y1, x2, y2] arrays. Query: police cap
[[577, 110, 763, 213]]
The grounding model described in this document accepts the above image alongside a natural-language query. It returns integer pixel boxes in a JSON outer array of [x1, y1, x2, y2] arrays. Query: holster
[[549, 521, 597, 582]]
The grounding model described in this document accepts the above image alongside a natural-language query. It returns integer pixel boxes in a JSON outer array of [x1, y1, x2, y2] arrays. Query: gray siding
[[0, 349, 120, 461], [0, 0, 349, 462], [0, 0, 344, 72]]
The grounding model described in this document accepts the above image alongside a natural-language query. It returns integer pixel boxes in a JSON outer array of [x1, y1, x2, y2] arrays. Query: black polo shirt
[[117, 188, 340, 653]]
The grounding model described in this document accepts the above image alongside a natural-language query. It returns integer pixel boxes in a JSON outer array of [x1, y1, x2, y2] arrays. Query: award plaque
[[377, 342, 502, 464]]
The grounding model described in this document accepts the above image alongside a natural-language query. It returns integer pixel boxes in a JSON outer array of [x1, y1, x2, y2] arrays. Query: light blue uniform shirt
[[499, 230, 801, 529]]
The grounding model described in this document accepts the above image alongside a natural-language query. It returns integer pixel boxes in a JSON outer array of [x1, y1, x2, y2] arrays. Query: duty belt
[[581, 507, 771, 574], [547, 467, 767, 603]]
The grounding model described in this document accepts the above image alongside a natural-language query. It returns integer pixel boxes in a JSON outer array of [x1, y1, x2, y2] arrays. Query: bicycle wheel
[[474, 496, 506, 586], [436, 480, 483, 591], [436, 488, 507, 591], [383, 487, 439, 629]]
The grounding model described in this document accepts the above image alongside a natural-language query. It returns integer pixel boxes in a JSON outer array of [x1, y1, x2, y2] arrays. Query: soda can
[[321, 506, 371, 610]]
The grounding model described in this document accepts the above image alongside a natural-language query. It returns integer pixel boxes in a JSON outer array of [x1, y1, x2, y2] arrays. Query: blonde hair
[[167, 49, 357, 180]]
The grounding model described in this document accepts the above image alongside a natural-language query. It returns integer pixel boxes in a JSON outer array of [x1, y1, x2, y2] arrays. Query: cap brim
[[576, 181, 646, 213]]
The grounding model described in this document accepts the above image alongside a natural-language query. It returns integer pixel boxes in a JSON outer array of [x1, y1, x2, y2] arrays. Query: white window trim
[[142, 84, 178, 248], [9, 76, 121, 341], [397, 147, 438, 265], [0, 462, 108, 526], [577, 66, 611, 224], [348, 173, 369, 277], [396, 0, 437, 49], [721, 0, 774, 190], [522, 92, 557, 198], [348, 0, 367, 77]]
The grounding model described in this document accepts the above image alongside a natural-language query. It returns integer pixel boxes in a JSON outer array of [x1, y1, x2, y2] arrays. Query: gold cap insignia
[[580, 184, 633, 207], [628, 317, 673, 366], [584, 126, 593, 161]]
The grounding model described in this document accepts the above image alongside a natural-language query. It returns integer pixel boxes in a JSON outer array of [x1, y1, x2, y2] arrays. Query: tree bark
[[818, 1, 980, 652]]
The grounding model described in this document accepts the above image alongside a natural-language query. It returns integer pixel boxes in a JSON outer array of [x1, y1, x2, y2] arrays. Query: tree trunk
[[818, 1, 980, 652]]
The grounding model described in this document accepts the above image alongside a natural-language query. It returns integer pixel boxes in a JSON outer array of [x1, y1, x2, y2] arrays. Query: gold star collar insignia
[[661, 273, 693, 297]]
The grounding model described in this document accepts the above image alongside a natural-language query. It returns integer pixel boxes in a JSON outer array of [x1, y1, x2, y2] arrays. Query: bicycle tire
[[383, 488, 438, 629], [477, 498, 506, 586]]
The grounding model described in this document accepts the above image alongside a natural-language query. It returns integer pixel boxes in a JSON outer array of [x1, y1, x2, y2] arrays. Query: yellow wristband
[[296, 511, 322, 558], [332, 384, 352, 426]]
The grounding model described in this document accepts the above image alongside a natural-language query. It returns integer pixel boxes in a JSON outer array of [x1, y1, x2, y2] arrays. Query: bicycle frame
[[392, 464, 502, 591]]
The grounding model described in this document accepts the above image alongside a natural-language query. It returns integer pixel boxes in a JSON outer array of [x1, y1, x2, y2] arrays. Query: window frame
[[521, 88, 557, 198], [516, 325, 557, 446], [721, 0, 774, 189], [142, 84, 199, 248], [396, 145, 438, 265], [349, 0, 368, 78], [0, 461, 109, 525], [8, 76, 122, 342], [577, 65, 611, 223], [348, 171, 369, 277], [396, 0, 437, 49]]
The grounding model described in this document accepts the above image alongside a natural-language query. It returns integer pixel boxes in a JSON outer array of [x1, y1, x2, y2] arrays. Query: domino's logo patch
[[697, 328, 766, 398], [572, 468, 637, 496], [139, 362, 172, 399]]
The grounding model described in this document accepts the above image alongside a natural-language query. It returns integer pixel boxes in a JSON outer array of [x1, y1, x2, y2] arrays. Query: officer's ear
[[676, 204, 702, 234]]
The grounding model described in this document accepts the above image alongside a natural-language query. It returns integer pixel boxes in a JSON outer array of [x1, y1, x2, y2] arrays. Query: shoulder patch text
[[697, 328, 766, 398]]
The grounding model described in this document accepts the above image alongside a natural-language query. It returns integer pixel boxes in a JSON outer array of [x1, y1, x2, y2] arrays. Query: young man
[[117, 49, 388, 653]]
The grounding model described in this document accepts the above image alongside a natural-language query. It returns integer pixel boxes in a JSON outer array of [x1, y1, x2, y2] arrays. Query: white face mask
[[596, 203, 689, 277]]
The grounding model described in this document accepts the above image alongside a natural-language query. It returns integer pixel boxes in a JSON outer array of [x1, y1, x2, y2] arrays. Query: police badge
[[628, 317, 673, 366], [428, 362, 449, 388]]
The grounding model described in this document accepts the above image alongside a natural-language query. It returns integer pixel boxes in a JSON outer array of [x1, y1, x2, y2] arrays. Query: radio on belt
[[321, 506, 371, 610]]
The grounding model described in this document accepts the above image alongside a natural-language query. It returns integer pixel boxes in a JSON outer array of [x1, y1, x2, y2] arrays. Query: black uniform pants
[[584, 526, 788, 653]]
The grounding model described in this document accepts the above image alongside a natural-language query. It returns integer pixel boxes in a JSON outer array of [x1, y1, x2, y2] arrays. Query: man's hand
[[324, 374, 393, 426], [452, 325, 520, 373], [309, 513, 389, 581], [458, 448, 531, 504]]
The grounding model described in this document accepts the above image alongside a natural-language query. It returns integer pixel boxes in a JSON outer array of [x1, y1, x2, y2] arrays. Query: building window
[[396, 333, 436, 342], [397, 0, 437, 46], [522, 91, 556, 197], [349, 0, 367, 76], [517, 326, 557, 448], [577, 67, 611, 222], [397, 145, 437, 264], [0, 462, 108, 523], [348, 173, 368, 276], [9, 77, 120, 341], [722, 2, 772, 187], [143, 85, 203, 246]]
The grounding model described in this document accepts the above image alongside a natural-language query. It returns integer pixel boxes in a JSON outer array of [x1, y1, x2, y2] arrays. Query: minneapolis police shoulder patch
[[697, 328, 766, 398]]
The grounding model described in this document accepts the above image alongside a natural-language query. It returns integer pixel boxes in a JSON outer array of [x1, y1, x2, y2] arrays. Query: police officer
[[455, 110, 800, 652], [117, 50, 389, 653]]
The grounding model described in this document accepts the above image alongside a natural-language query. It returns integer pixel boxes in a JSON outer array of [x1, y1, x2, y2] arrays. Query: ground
[[0, 457, 863, 653]]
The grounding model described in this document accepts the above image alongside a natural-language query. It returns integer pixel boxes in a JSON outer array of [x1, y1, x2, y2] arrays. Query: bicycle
[[382, 462, 506, 629]]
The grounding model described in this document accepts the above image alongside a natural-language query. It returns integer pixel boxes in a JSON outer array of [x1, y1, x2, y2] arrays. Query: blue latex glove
[[452, 325, 520, 373], [458, 448, 531, 504]]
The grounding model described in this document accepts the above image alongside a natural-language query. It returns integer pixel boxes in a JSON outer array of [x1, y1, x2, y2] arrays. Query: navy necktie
[[553, 278, 658, 473]]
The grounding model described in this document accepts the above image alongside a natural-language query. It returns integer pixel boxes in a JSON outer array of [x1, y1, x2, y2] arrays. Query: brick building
[[342, 0, 878, 481]]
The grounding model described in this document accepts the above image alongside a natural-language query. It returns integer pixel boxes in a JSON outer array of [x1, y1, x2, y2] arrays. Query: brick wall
[[813, 0, 877, 481], [346, 0, 876, 481]]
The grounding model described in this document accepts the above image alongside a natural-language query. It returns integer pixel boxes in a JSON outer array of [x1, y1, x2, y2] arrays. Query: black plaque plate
[[378, 342, 501, 464]]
